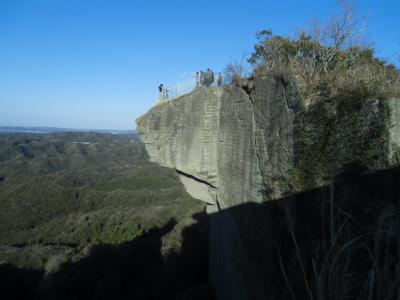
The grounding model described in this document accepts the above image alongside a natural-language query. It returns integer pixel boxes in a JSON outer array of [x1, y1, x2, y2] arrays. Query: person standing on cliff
[[195, 72, 200, 88], [164, 87, 169, 99], [217, 72, 223, 87], [158, 84, 164, 100], [204, 68, 214, 87], [200, 71, 205, 87], [205, 69, 211, 87]]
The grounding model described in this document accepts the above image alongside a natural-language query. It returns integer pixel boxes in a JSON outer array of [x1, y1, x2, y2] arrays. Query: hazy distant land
[[0, 126, 135, 135]]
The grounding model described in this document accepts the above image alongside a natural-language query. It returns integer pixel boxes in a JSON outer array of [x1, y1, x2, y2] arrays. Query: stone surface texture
[[136, 76, 400, 300], [137, 87, 221, 204]]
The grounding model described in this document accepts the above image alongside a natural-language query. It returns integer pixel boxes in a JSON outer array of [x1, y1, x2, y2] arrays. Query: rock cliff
[[137, 87, 221, 205], [137, 76, 303, 205], [136, 76, 400, 300]]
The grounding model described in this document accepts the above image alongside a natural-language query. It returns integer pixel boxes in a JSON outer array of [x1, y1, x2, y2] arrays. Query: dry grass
[[277, 183, 400, 300], [248, 1, 400, 101]]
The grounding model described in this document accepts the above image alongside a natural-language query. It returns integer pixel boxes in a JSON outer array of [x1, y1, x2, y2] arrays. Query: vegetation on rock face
[[289, 97, 391, 192], [244, 1, 400, 193], [238, 3, 400, 299]]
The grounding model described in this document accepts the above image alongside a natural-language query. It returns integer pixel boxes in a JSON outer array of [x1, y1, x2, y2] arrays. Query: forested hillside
[[0, 132, 205, 271]]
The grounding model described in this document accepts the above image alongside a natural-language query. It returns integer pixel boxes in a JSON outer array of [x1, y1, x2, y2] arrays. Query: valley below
[[0, 131, 211, 299]]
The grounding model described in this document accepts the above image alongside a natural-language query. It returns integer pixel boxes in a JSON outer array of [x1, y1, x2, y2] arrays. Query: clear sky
[[0, 0, 399, 130]]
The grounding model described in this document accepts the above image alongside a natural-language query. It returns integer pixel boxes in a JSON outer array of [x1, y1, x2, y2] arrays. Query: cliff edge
[[136, 76, 400, 300], [137, 76, 400, 207]]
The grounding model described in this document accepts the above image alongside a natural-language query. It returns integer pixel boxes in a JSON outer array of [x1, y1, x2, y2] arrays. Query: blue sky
[[0, 0, 399, 130]]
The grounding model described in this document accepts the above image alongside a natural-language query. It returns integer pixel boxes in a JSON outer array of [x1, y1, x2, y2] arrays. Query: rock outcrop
[[137, 76, 303, 205], [137, 88, 221, 204], [136, 76, 400, 300]]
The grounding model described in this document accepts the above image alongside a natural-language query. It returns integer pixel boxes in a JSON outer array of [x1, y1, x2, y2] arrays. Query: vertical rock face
[[136, 76, 302, 207], [136, 76, 400, 300], [217, 77, 302, 208], [137, 76, 303, 299], [136, 88, 221, 204]]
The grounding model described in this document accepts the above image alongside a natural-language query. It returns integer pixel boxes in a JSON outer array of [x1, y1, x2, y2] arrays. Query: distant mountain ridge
[[0, 126, 135, 135]]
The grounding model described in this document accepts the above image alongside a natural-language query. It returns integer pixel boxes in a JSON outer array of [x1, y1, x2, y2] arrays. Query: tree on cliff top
[[248, 0, 400, 100]]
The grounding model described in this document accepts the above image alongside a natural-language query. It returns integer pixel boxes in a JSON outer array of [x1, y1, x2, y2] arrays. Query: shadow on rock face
[[208, 166, 400, 300]]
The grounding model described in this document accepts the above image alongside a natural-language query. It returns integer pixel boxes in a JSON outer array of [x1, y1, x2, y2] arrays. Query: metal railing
[[159, 71, 231, 101]]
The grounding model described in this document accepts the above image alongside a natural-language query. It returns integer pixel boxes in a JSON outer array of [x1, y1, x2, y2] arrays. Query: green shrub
[[248, 1, 399, 101]]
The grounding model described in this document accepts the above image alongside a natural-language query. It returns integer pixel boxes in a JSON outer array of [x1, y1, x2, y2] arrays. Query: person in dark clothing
[[210, 69, 214, 85], [158, 84, 164, 99], [204, 69, 212, 87]]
